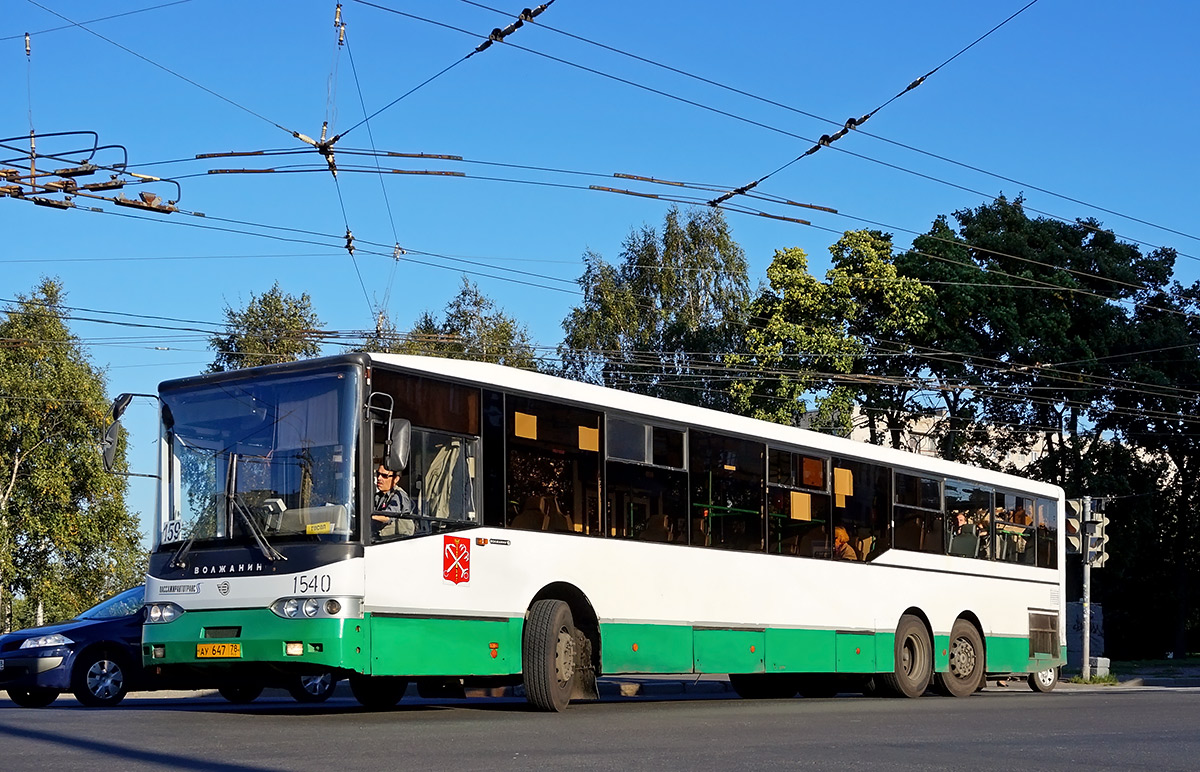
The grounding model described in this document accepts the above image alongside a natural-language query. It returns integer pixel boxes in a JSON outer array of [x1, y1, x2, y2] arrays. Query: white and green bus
[[133, 353, 1064, 710]]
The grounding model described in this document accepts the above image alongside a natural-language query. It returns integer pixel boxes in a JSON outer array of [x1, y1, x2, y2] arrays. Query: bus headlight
[[270, 597, 360, 619], [146, 602, 183, 624]]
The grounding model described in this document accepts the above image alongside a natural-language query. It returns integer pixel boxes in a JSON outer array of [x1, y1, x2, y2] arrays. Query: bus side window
[[689, 430, 765, 553]]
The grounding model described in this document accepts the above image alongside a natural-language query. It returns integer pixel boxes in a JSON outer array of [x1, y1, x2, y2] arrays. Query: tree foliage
[[728, 230, 931, 432], [207, 282, 323, 372], [0, 279, 143, 631], [357, 277, 538, 369], [560, 206, 749, 410]]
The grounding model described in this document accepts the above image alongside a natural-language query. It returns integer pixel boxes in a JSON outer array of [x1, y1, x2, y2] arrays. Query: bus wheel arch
[[880, 609, 934, 698], [527, 583, 600, 703]]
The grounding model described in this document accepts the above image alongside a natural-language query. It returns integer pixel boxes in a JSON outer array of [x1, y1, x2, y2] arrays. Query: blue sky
[[3, 0, 1198, 543]]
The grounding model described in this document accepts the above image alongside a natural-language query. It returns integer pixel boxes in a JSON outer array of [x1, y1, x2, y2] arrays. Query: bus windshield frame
[[158, 364, 362, 552]]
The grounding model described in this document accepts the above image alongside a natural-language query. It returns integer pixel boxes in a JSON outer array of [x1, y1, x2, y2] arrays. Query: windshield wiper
[[226, 453, 286, 562], [170, 528, 197, 569], [220, 449, 285, 564], [230, 493, 286, 561]]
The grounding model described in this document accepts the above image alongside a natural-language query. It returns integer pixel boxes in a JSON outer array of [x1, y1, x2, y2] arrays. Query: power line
[[2, 0, 194, 41]]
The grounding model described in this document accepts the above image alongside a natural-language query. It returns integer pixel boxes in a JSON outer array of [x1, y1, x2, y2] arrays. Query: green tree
[[729, 230, 931, 432], [208, 282, 324, 372], [357, 277, 538, 369], [560, 206, 749, 410], [824, 230, 935, 447], [0, 279, 143, 631]]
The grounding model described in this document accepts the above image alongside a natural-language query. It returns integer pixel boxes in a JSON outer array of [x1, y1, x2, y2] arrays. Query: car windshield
[[160, 366, 361, 552], [78, 587, 145, 620]]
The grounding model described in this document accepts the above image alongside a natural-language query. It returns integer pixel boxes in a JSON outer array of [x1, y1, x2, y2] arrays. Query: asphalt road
[[2, 685, 1197, 771]]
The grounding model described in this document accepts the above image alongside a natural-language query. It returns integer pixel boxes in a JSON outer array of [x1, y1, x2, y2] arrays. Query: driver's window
[[369, 371, 482, 542]]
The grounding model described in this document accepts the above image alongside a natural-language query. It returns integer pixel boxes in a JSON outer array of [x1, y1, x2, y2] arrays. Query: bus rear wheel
[[880, 614, 932, 698], [522, 599, 577, 712], [933, 619, 984, 698], [349, 674, 409, 709]]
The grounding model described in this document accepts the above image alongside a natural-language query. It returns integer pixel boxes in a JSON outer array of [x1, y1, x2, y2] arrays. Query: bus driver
[[373, 463, 415, 540]]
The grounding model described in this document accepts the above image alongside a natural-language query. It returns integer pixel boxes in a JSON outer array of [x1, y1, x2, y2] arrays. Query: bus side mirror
[[100, 420, 121, 472], [100, 393, 133, 473], [387, 418, 411, 472]]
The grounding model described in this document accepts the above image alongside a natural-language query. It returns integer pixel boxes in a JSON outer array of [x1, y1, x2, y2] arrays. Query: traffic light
[[1065, 499, 1082, 554], [1087, 516, 1110, 567]]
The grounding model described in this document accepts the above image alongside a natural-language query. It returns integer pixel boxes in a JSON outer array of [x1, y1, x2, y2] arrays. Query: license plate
[[196, 643, 242, 658]]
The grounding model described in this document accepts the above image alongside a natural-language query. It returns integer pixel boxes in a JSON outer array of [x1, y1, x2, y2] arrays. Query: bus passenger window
[[506, 397, 603, 537], [690, 431, 765, 553], [831, 459, 890, 561]]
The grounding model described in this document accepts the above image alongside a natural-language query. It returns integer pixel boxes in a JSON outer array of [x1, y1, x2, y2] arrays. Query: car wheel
[[288, 672, 338, 703], [218, 683, 265, 704], [7, 687, 59, 708], [71, 650, 131, 707]]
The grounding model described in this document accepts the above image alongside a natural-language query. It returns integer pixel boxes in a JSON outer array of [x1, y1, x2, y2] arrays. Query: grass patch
[[1067, 673, 1119, 685]]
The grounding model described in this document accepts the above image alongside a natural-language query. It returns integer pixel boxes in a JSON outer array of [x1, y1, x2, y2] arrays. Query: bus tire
[[218, 682, 264, 704], [729, 673, 799, 699], [349, 673, 409, 709], [522, 599, 577, 712], [1028, 666, 1059, 693], [880, 614, 932, 698], [933, 619, 984, 698]]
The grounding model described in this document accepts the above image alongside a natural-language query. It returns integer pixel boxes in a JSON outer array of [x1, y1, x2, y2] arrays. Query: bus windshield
[[159, 366, 360, 551]]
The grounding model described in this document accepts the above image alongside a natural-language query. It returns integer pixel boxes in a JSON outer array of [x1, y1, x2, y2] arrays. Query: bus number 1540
[[294, 573, 331, 594]]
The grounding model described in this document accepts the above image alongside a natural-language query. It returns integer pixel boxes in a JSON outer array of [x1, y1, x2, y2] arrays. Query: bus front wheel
[[522, 599, 577, 712], [881, 614, 932, 698]]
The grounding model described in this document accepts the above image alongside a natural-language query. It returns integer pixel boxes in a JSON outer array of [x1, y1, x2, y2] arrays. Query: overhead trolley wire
[[708, 0, 1044, 206], [24, 1, 298, 141], [2, 1, 194, 41]]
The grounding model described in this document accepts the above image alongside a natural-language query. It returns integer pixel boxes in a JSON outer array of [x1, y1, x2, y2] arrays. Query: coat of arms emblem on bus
[[443, 535, 471, 585]]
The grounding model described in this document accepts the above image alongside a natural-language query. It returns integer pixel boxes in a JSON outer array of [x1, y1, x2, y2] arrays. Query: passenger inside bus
[[833, 526, 858, 560]]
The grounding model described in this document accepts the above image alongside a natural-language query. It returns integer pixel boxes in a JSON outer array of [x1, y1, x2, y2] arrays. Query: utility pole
[[1081, 495, 1092, 679]]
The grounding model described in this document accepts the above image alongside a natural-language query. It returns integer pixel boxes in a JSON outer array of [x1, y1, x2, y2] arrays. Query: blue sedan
[[0, 586, 144, 708]]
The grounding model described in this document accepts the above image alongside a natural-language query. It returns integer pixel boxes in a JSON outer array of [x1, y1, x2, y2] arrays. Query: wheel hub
[[87, 660, 123, 699], [554, 628, 576, 684], [949, 636, 977, 679]]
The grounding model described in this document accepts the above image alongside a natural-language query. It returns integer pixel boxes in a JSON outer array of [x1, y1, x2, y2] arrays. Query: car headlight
[[146, 602, 183, 624], [19, 633, 73, 649], [303, 598, 320, 618]]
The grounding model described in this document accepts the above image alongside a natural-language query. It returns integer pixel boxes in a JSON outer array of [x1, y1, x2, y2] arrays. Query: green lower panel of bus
[[142, 609, 367, 671], [144, 610, 1064, 679], [366, 614, 524, 677], [597, 622, 1061, 677]]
